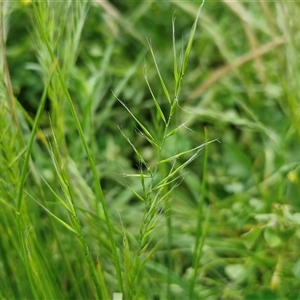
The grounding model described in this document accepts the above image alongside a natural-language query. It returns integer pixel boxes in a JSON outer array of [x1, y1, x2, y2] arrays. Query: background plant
[[1, 1, 300, 299]]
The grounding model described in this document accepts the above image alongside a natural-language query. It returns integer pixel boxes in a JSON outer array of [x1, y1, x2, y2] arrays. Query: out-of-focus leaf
[[264, 228, 281, 248], [225, 264, 246, 281], [285, 167, 300, 211], [241, 227, 262, 249]]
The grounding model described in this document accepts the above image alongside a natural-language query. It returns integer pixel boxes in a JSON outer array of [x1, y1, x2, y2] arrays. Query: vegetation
[[1, 0, 300, 299]]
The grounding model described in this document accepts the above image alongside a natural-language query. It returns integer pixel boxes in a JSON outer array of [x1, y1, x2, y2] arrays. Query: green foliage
[[1, 0, 300, 299]]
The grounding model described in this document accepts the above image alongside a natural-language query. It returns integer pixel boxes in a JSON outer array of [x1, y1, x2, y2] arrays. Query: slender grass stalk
[[37, 124, 110, 298], [0, 1, 18, 126], [16, 61, 57, 214], [164, 180, 172, 299], [116, 2, 209, 298], [15, 60, 56, 299], [32, 2, 124, 294], [189, 127, 210, 299], [174, 0, 205, 99]]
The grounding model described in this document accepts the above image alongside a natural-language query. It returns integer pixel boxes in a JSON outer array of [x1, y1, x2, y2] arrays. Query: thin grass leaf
[[143, 64, 166, 124], [16, 60, 57, 214], [135, 127, 159, 150], [26, 192, 78, 236], [158, 138, 219, 164], [121, 173, 151, 179], [172, 13, 179, 83], [160, 183, 182, 205], [175, 0, 205, 97], [140, 166, 146, 195], [156, 150, 201, 189], [39, 174, 72, 213], [0, 1, 18, 126], [118, 126, 151, 171], [97, 49, 146, 129], [46, 123, 77, 212], [189, 127, 209, 298], [95, 258, 110, 300], [114, 93, 157, 147], [127, 186, 145, 202], [164, 122, 190, 139], [0, 195, 15, 210], [140, 222, 157, 246], [146, 38, 171, 104], [8, 145, 27, 168], [153, 173, 185, 193], [122, 221, 132, 299]]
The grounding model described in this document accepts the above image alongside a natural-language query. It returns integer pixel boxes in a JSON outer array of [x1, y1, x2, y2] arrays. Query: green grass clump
[[1, 1, 300, 299]]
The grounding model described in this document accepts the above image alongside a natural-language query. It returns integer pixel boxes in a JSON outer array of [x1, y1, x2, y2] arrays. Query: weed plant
[[1, 1, 300, 300]]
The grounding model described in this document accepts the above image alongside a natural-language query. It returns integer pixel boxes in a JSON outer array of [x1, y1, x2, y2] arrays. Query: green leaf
[[264, 228, 281, 248], [224, 264, 246, 281], [292, 258, 300, 278], [241, 227, 262, 250]]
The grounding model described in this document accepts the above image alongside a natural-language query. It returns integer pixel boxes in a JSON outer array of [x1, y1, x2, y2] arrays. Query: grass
[[1, 0, 300, 299]]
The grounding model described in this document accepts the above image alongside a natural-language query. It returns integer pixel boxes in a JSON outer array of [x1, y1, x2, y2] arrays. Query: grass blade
[[147, 38, 171, 104]]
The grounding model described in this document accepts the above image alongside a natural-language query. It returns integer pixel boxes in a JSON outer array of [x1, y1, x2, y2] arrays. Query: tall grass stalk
[[189, 127, 211, 299], [115, 1, 215, 299], [0, 1, 18, 126], [31, 1, 124, 295], [15, 61, 57, 299]]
